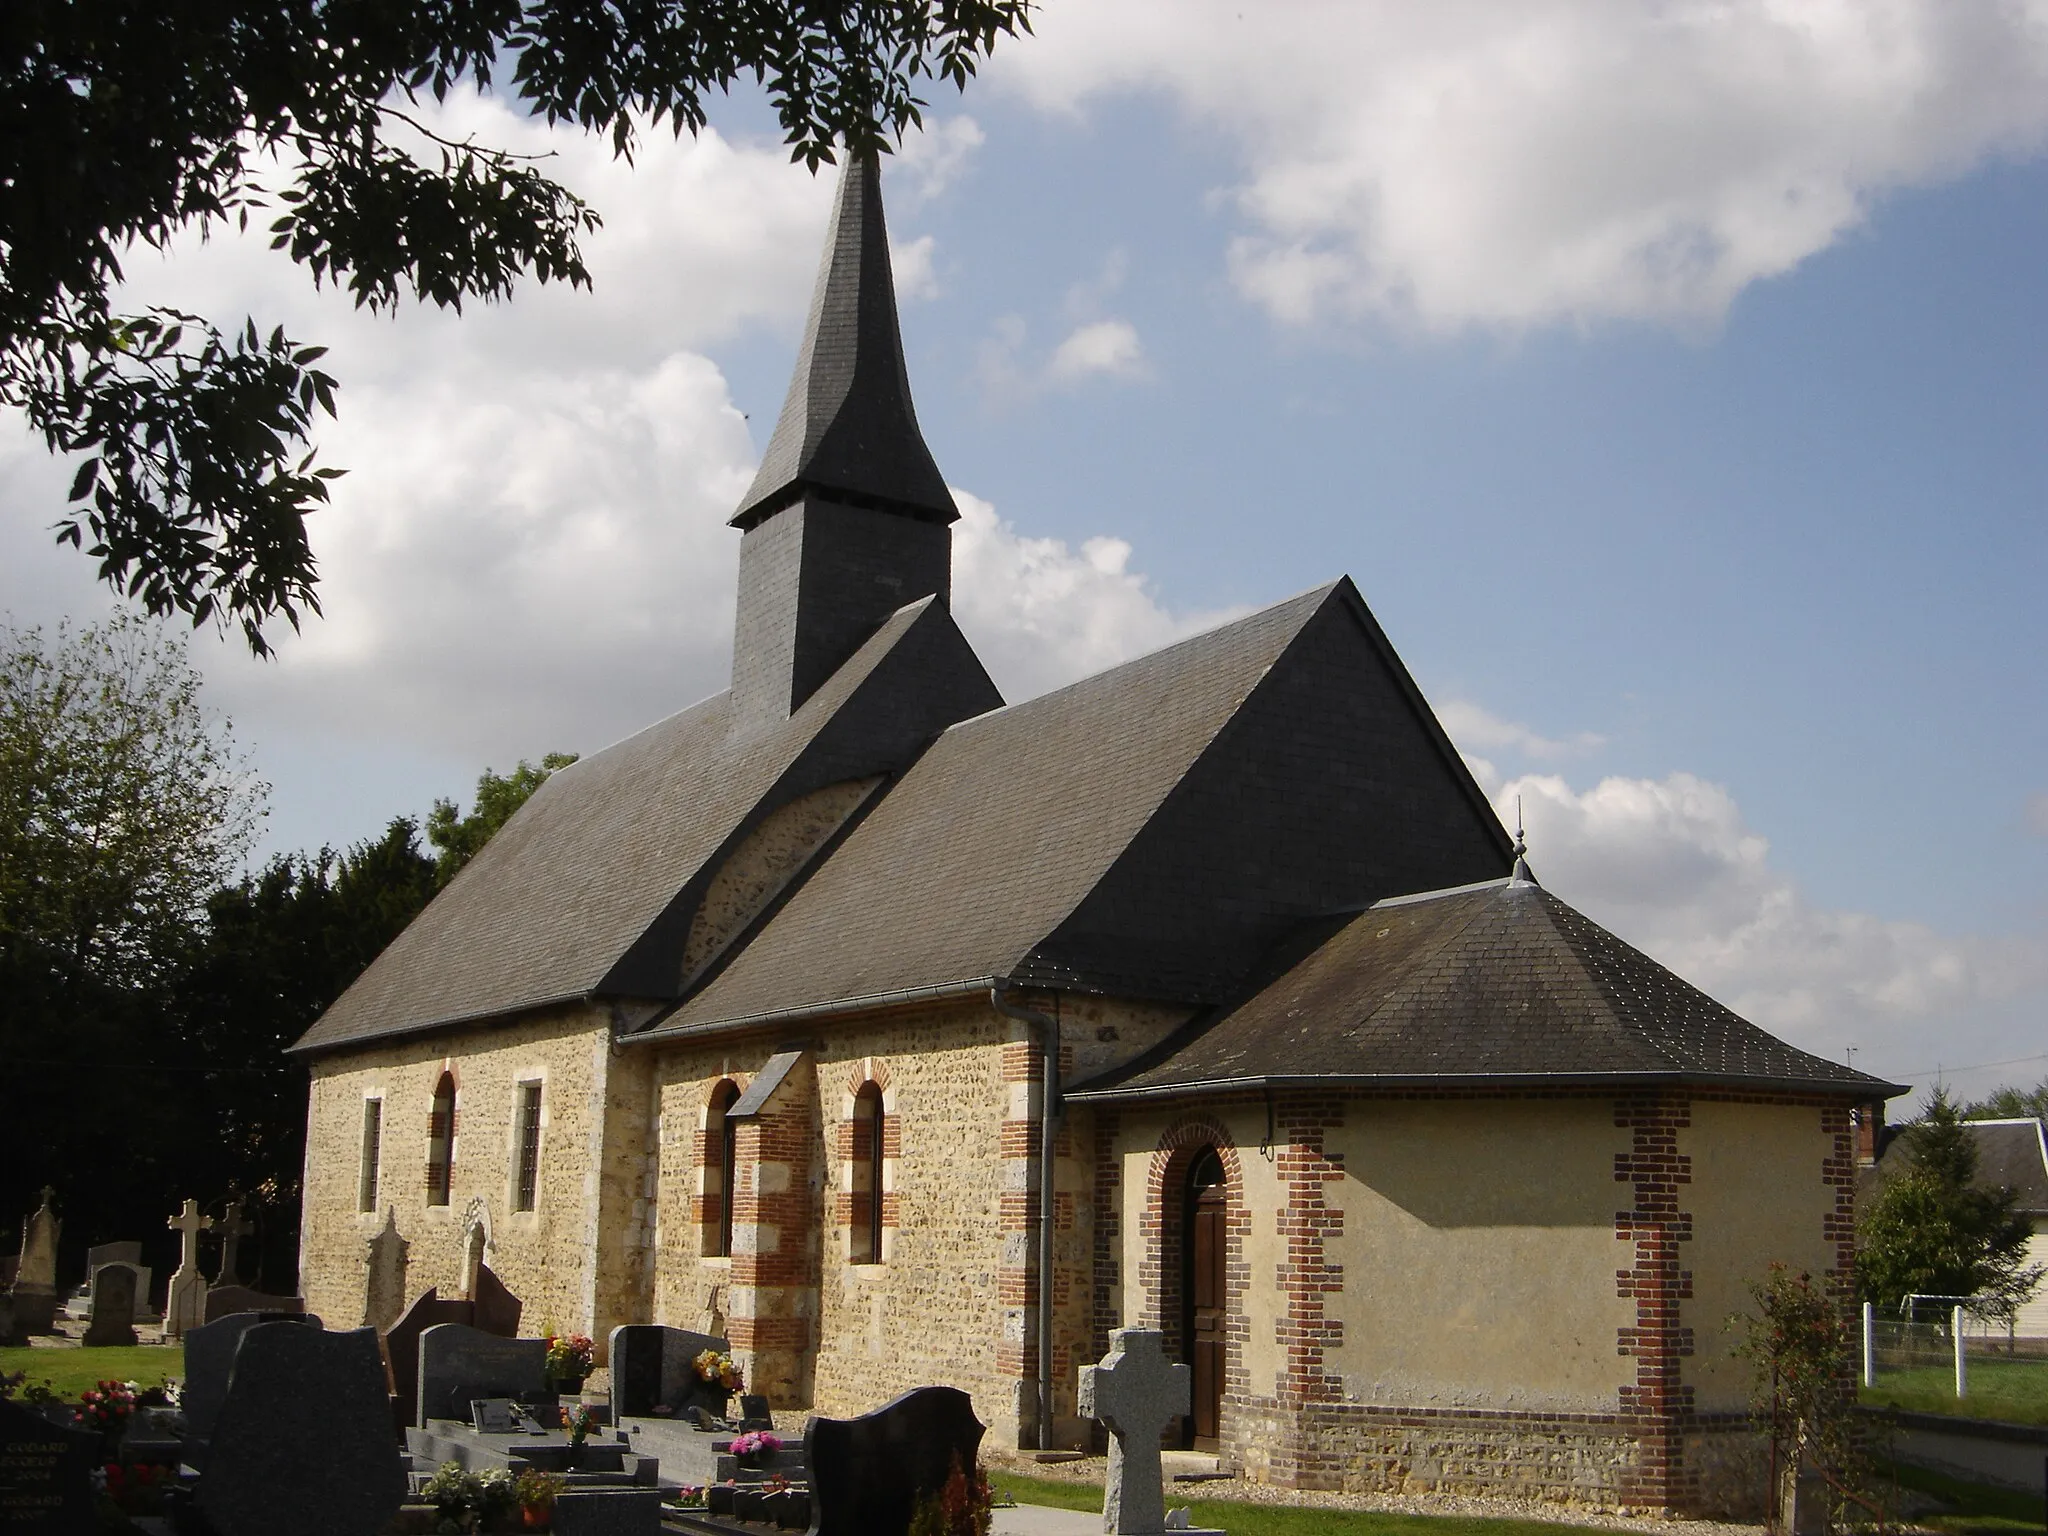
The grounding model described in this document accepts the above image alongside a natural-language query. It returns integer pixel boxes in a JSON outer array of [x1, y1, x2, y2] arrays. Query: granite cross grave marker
[[215, 1198, 255, 1286], [1078, 1329, 1222, 1536]]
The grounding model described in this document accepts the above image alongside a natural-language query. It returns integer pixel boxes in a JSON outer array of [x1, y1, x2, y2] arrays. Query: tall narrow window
[[358, 1099, 383, 1213], [850, 1082, 885, 1264], [513, 1082, 543, 1212], [426, 1073, 456, 1206], [703, 1080, 739, 1257]]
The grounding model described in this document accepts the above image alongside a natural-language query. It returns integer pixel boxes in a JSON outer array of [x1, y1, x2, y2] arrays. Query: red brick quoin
[[1137, 1118, 1249, 1449]]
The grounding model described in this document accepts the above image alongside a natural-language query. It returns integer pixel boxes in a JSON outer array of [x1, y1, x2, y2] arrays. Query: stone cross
[[1078, 1329, 1213, 1536], [217, 1197, 255, 1285], [165, 1199, 213, 1338]]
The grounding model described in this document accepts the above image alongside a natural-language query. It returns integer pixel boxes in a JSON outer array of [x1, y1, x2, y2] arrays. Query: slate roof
[[290, 599, 998, 1054], [1067, 872, 1903, 1099], [1863, 1118, 2048, 1217], [731, 156, 957, 529]]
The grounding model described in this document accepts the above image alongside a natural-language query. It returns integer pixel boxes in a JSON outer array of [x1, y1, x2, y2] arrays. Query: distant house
[[1862, 1116, 2048, 1338]]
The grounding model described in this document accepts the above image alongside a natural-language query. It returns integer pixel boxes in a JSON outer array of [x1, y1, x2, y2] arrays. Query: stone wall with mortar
[[300, 1006, 636, 1345]]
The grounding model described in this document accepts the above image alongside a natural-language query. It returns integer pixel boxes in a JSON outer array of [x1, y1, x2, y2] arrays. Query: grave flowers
[[729, 1428, 780, 1468], [422, 1459, 519, 1532], [100, 1459, 170, 1516], [77, 1378, 137, 1452], [907, 1452, 994, 1536], [561, 1402, 600, 1454], [693, 1346, 743, 1393], [514, 1467, 567, 1529], [543, 1331, 594, 1392]]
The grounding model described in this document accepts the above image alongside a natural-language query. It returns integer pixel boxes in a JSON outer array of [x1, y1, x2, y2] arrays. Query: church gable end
[[1021, 579, 1512, 1001]]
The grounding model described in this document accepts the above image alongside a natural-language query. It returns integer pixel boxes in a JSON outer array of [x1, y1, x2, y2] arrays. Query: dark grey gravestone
[[80, 1259, 139, 1346], [805, 1386, 985, 1536], [471, 1262, 522, 1337], [0, 1395, 98, 1534], [606, 1324, 729, 1418], [551, 1487, 662, 1536], [204, 1284, 305, 1323], [382, 1286, 473, 1427], [182, 1310, 320, 1444], [417, 1323, 548, 1425], [194, 1324, 405, 1536], [85, 1240, 142, 1271], [739, 1393, 773, 1429]]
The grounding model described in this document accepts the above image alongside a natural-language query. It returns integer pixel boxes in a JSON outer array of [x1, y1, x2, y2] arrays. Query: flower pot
[[521, 1504, 551, 1530]]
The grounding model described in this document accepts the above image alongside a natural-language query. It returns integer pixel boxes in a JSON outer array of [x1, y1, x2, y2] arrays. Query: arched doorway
[[1179, 1146, 1226, 1450]]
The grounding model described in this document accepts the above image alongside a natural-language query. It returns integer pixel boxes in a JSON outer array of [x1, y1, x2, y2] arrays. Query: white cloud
[[1438, 699, 1604, 761], [1047, 318, 1148, 382], [996, 1, 2048, 330], [893, 115, 988, 206], [1489, 769, 2048, 1089], [951, 492, 1246, 701]]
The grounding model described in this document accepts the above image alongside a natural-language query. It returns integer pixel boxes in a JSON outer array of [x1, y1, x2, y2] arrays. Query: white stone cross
[[1078, 1328, 1216, 1536], [164, 1198, 213, 1338]]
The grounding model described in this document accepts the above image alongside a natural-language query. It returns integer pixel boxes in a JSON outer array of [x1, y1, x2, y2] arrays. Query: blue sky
[[3, 2, 2044, 1104]]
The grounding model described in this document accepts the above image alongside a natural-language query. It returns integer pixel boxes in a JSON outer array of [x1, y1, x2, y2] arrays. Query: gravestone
[[552, 1488, 663, 1535], [0, 1294, 17, 1349], [381, 1288, 474, 1427], [205, 1284, 305, 1324], [607, 1324, 731, 1418], [416, 1323, 549, 1425], [1079, 1329, 1223, 1536], [215, 1197, 255, 1286], [471, 1261, 522, 1337], [79, 1243, 153, 1324], [182, 1309, 323, 1447], [81, 1260, 140, 1346], [164, 1198, 212, 1338], [194, 1323, 406, 1536], [362, 1209, 409, 1331], [8, 1188, 60, 1337], [804, 1385, 985, 1536], [0, 1394, 100, 1534], [85, 1239, 142, 1271]]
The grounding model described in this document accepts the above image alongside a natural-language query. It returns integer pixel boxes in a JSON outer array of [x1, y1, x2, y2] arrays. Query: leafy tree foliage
[[1963, 1079, 2048, 1122], [426, 752, 578, 885], [3, 0, 1030, 653], [1732, 1263, 1865, 1527], [1858, 1088, 2044, 1323]]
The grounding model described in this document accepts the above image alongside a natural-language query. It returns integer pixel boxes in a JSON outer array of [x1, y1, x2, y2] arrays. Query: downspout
[[991, 983, 1059, 1450]]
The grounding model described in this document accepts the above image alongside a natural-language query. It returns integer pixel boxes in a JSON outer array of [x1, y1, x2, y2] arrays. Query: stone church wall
[[300, 1006, 634, 1344], [1102, 1088, 1845, 1516]]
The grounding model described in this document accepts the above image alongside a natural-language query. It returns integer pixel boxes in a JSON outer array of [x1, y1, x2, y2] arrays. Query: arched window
[[426, 1073, 456, 1206], [703, 1080, 740, 1257], [850, 1082, 885, 1265]]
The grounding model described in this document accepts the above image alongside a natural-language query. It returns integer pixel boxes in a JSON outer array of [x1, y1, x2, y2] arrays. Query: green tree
[[1963, 1078, 2048, 1122], [1858, 1088, 2044, 1323], [426, 752, 577, 885], [0, 610, 265, 1279], [3, 0, 1030, 653]]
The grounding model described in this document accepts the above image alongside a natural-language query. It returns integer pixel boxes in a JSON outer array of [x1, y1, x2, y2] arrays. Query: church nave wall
[[299, 1008, 616, 1341]]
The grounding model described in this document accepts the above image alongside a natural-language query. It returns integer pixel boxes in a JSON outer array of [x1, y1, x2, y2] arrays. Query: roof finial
[[1509, 794, 1537, 886]]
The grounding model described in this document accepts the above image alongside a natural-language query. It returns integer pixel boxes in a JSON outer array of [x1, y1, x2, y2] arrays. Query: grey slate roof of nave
[[1067, 874, 1903, 1098], [646, 584, 1342, 1033], [290, 598, 996, 1054]]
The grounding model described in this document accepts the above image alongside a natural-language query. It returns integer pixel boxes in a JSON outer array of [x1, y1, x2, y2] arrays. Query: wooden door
[[1188, 1177, 1226, 1449]]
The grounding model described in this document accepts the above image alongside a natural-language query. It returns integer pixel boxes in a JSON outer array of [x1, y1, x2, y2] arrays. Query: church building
[[290, 157, 1899, 1514]]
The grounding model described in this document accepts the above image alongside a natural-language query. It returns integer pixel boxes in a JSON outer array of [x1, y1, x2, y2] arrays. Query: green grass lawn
[[1885, 1463, 2048, 1536], [1860, 1360, 2048, 1426], [0, 1345, 181, 1400], [989, 1471, 1619, 1536]]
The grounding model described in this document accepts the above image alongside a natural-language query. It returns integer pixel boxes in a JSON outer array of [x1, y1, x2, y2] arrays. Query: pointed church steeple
[[732, 156, 957, 529], [727, 155, 958, 728]]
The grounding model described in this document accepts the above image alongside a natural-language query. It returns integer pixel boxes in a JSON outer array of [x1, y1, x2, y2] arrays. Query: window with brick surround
[[850, 1082, 884, 1265], [513, 1081, 543, 1212], [703, 1079, 740, 1257], [358, 1098, 383, 1212], [426, 1072, 456, 1206]]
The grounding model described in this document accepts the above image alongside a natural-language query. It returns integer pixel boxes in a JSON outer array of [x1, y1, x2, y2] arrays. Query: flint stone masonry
[[417, 1323, 549, 1424], [194, 1323, 406, 1536]]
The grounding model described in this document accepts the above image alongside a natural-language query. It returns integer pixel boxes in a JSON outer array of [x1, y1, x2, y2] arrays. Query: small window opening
[[704, 1080, 740, 1257], [358, 1099, 383, 1213], [426, 1073, 456, 1206], [513, 1082, 543, 1212], [851, 1082, 885, 1265]]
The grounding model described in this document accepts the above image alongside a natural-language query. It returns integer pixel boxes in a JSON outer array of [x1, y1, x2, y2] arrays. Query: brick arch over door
[[1137, 1119, 1249, 1443]]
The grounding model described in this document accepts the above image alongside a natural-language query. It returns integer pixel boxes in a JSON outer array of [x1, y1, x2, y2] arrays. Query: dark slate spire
[[731, 156, 957, 530]]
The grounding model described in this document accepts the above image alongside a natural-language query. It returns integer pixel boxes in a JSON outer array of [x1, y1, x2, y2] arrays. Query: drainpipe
[[991, 983, 1059, 1451]]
